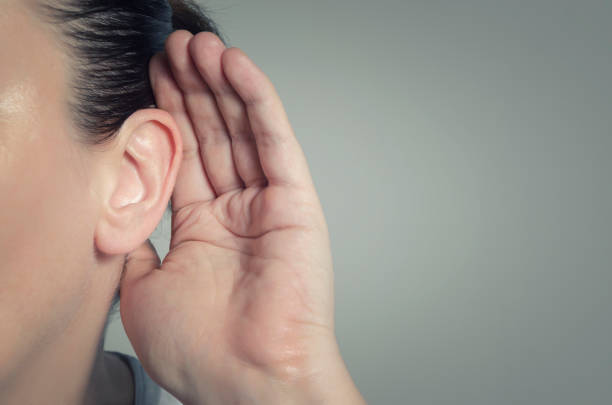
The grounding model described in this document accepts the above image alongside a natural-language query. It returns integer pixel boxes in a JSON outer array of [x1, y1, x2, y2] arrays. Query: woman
[[0, 0, 365, 404]]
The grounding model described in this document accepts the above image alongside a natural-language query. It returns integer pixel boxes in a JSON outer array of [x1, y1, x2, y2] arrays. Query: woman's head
[[31, 0, 225, 322], [0, 0, 222, 385]]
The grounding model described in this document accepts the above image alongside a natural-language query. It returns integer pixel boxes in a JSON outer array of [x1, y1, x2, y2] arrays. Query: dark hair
[[32, 0, 226, 336], [34, 0, 226, 146]]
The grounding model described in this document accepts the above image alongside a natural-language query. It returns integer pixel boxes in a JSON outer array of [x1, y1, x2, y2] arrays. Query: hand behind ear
[[118, 31, 364, 404]]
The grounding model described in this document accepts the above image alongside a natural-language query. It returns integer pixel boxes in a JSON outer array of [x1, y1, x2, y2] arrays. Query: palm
[[167, 185, 332, 369], [118, 31, 337, 400]]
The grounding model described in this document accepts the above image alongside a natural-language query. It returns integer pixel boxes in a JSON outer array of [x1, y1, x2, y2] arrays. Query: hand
[[119, 30, 364, 404]]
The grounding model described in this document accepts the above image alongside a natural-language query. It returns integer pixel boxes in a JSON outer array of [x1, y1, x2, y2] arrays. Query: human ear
[[93, 108, 183, 256]]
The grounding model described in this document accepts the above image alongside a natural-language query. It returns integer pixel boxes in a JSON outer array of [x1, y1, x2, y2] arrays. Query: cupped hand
[[118, 30, 344, 404]]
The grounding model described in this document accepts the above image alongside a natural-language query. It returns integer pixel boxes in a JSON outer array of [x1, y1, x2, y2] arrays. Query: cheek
[[0, 126, 96, 376]]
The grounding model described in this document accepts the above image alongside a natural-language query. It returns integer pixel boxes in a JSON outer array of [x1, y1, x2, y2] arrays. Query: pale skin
[[118, 30, 367, 404], [0, 0, 365, 403]]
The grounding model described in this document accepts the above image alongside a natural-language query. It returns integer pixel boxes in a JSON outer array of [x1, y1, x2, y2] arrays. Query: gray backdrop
[[105, 1, 612, 403]]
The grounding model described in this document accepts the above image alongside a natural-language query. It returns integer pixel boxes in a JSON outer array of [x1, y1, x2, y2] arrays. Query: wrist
[[291, 344, 367, 405], [181, 339, 366, 405]]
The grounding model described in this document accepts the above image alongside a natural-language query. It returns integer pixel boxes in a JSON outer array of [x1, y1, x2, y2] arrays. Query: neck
[[0, 257, 133, 405]]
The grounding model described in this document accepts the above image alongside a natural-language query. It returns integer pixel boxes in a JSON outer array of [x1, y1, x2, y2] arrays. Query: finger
[[165, 30, 244, 196], [120, 239, 160, 292], [221, 48, 314, 190], [189, 32, 267, 189], [149, 52, 216, 211]]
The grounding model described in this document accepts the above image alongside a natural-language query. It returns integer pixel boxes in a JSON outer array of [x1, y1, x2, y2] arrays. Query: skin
[[1, 0, 366, 404], [123, 31, 367, 405], [1, 2, 173, 404]]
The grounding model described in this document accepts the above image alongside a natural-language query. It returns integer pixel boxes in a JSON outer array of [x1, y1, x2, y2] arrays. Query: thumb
[[120, 238, 161, 292]]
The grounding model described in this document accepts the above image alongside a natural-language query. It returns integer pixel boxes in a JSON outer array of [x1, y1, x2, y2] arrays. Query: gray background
[[105, 0, 612, 404]]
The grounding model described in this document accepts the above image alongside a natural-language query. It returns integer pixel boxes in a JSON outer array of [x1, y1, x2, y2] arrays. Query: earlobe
[[94, 108, 182, 256]]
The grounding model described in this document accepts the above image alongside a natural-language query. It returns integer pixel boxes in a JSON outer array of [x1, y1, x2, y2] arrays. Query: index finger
[[221, 47, 315, 191]]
